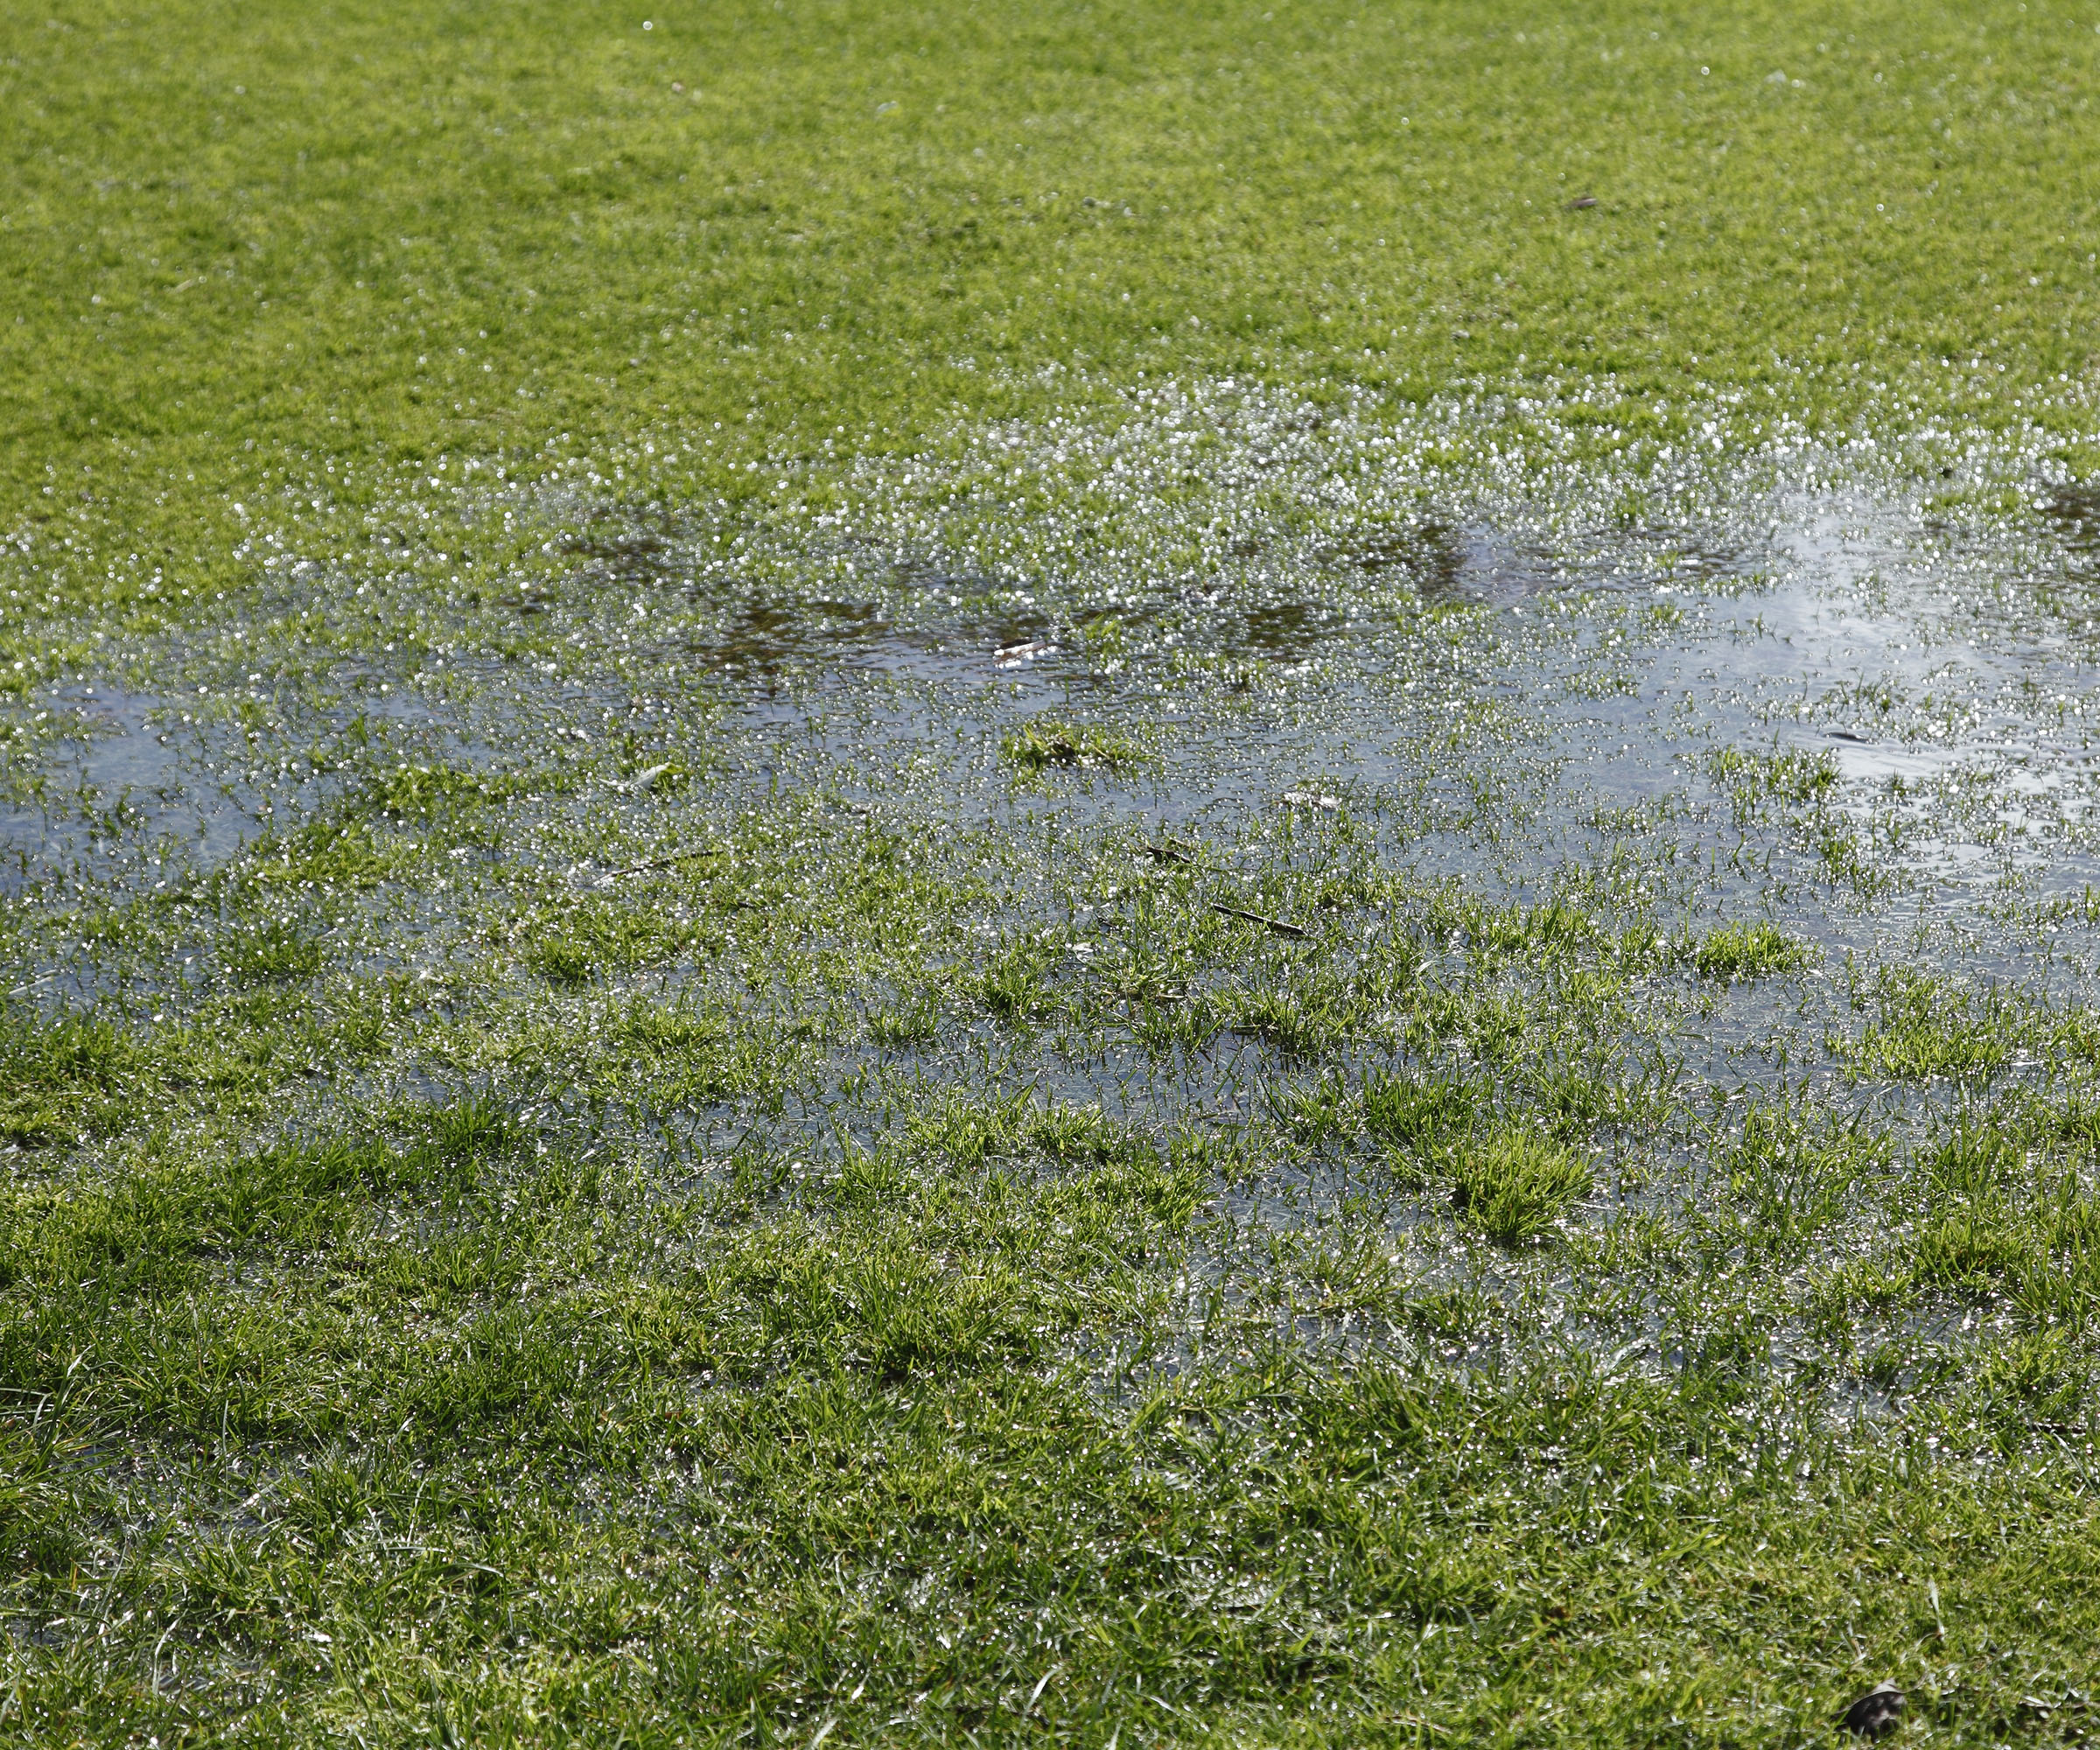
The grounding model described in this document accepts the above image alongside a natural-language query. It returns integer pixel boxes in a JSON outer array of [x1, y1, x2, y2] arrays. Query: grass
[[1447, 1128, 1592, 1243], [1691, 919, 1811, 982], [1000, 720, 1138, 774], [0, 1002, 136, 1147], [7, 0, 2100, 1744], [7, 0, 2100, 630]]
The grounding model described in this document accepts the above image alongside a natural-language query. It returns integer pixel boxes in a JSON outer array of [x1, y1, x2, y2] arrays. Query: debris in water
[[1841, 1683, 1905, 1740], [1280, 790, 1341, 810], [596, 847, 726, 885], [996, 639, 1059, 667], [1211, 902, 1309, 939]]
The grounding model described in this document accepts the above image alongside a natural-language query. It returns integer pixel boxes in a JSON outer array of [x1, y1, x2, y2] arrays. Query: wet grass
[[8, 786, 2100, 1741], [7, 0, 2100, 632], [1001, 720, 1139, 775], [1447, 1128, 1593, 1244], [1692, 920, 1811, 983], [8, 0, 2100, 1745]]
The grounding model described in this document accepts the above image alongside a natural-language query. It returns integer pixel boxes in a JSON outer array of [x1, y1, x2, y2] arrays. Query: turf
[[6, 0, 2100, 1744]]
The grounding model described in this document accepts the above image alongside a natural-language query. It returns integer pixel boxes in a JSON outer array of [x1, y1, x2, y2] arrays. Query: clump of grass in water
[[971, 937, 1057, 1020], [220, 918, 326, 987], [1363, 1069, 1479, 1158], [1001, 720, 1135, 773], [1692, 920, 1811, 983], [1449, 1129, 1590, 1243], [868, 994, 940, 1046], [1851, 970, 2015, 1081], [368, 762, 531, 820], [1706, 746, 1839, 822], [522, 895, 701, 990]]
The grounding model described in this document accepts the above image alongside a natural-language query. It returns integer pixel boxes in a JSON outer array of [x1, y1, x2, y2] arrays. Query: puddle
[[0, 687, 248, 896], [12, 378, 2100, 1433], [13, 459, 2100, 970]]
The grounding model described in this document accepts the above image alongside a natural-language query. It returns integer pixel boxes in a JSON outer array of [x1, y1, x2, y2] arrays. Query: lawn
[[5, 0, 2100, 1743]]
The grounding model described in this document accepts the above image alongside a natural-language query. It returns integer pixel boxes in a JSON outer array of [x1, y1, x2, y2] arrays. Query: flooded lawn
[[7, 374, 2100, 1739]]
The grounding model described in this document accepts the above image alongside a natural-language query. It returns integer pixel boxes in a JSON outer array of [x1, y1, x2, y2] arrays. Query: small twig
[[1210, 902, 1309, 939], [596, 848, 725, 885]]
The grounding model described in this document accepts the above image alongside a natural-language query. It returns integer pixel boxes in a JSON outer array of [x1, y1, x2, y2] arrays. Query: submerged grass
[[1001, 719, 1139, 774], [6, 0, 2100, 1745]]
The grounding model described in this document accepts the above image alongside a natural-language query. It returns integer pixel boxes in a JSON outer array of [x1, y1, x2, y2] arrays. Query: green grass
[[1448, 1128, 1592, 1243], [0, 1000, 136, 1146], [1691, 919, 1811, 982], [1000, 719, 1139, 774], [7, 0, 2100, 628], [8, 0, 2100, 1744]]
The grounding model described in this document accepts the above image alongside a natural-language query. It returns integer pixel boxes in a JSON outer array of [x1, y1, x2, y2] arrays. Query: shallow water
[[10, 444, 2100, 1015], [9, 388, 2100, 1434]]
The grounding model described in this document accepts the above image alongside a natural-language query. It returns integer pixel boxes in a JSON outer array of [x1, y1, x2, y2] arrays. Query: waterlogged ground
[[9, 381, 2100, 1741]]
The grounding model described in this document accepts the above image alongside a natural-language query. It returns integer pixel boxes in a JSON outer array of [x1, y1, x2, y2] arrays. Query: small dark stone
[[1842, 1682, 1904, 1740]]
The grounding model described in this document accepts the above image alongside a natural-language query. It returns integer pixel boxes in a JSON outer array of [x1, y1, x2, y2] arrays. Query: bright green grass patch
[[1692, 920, 1812, 982], [1000, 719, 1138, 774], [0, 1002, 138, 1147], [1706, 747, 1840, 822], [1449, 1129, 1593, 1243], [970, 936, 1059, 1021], [866, 990, 942, 1047], [1851, 973, 2018, 1080], [243, 819, 412, 892], [521, 893, 711, 989], [367, 762, 535, 822], [1362, 1068, 1480, 1155]]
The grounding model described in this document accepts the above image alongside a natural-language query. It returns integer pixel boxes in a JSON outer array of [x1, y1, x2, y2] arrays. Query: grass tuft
[[1449, 1130, 1592, 1243], [1363, 1070, 1480, 1154], [0, 1002, 136, 1146], [1691, 920, 1811, 982], [1001, 720, 1137, 773]]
